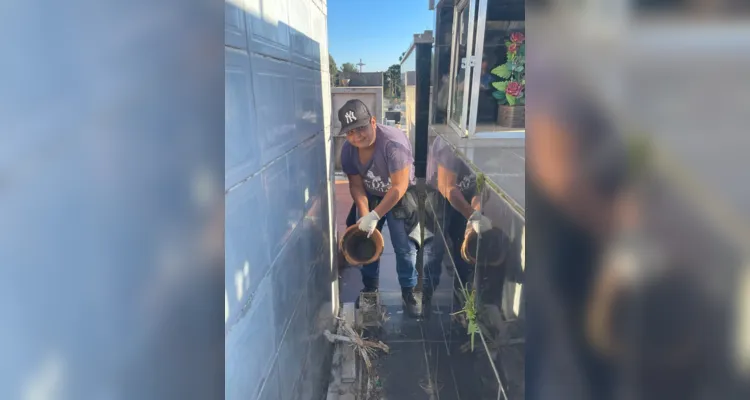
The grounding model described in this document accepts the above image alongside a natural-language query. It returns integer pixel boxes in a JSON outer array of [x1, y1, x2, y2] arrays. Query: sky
[[327, 0, 434, 72]]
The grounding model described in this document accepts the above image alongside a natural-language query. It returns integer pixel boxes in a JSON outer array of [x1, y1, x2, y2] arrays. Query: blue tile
[[225, 281, 278, 400], [225, 1, 247, 49], [288, 0, 317, 68], [225, 174, 270, 325], [292, 66, 323, 137], [270, 232, 310, 339], [257, 359, 282, 400], [262, 158, 297, 260], [314, 137, 326, 185], [297, 331, 331, 400], [306, 255, 334, 336], [286, 145, 311, 218], [225, 48, 261, 189], [276, 296, 310, 400], [245, 0, 292, 62], [251, 53, 296, 165]]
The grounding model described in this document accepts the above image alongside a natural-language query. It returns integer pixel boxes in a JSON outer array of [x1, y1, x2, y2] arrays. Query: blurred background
[[1, 0, 750, 399], [0, 0, 224, 399], [525, 0, 750, 399]]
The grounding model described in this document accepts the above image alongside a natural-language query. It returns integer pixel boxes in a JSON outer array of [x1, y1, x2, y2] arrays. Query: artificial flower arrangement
[[491, 32, 525, 106]]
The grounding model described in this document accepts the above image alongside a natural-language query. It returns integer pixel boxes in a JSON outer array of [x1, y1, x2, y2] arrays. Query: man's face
[[346, 117, 376, 148]]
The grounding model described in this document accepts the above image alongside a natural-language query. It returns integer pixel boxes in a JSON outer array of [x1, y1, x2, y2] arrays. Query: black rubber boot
[[401, 287, 420, 318], [355, 286, 378, 309]]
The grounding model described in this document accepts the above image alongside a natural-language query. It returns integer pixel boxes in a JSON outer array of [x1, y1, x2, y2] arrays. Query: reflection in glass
[[426, 137, 479, 292], [478, 21, 525, 124], [449, 6, 470, 127], [423, 134, 526, 399]]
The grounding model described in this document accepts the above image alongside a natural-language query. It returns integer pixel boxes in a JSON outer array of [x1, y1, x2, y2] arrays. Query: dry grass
[[330, 316, 389, 372]]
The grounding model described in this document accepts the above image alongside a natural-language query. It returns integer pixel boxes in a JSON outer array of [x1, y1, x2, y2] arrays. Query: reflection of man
[[422, 137, 492, 306], [479, 58, 492, 90], [338, 99, 420, 317], [478, 56, 498, 123]]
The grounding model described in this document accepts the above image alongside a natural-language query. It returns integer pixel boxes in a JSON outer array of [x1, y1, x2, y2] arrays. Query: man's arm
[[437, 163, 475, 219], [373, 166, 410, 218], [348, 174, 370, 219]]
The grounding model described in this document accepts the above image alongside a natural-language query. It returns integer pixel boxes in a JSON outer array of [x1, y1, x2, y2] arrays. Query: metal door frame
[[446, 0, 477, 137], [445, 0, 462, 132], [467, 0, 488, 137]]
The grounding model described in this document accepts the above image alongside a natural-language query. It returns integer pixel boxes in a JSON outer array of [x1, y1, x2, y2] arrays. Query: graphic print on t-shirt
[[457, 174, 475, 193], [364, 170, 392, 193]]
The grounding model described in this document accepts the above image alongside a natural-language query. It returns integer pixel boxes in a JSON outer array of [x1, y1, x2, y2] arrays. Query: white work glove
[[468, 210, 492, 235], [357, 210, 380, 238]]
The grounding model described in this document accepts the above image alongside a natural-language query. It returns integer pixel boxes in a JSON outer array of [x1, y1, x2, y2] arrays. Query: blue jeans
[[422, 203, 474, 293], [346, 204, 418, 289]]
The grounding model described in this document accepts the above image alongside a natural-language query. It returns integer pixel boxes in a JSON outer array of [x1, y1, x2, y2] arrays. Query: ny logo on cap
[[344, 110, 357, 124]]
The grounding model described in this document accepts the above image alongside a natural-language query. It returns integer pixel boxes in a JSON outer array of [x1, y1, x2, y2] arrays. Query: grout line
[[478, 331, 508, 400], [224, 43, 326, 74], [250, 48, 325, 72], [418, 321, 438, 400], [448, 359, 463, 400], [226, 130, 323, 194]]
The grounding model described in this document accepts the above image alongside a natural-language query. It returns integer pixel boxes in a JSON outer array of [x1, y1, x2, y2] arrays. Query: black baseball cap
[[337, 99, 372, 135]]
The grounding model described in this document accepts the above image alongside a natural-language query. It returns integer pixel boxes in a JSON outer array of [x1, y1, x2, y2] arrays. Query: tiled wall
[[224, 1, 335, 399]]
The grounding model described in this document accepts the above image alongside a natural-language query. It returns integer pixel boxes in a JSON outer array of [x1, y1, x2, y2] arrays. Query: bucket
[[339, 225, 384, 266], [461, 227, 508, 266]]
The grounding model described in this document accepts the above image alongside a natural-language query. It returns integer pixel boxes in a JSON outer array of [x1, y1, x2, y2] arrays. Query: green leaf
[[506, 94, 517, 106], [491, 91, 505, 101], [513, 64, 524, 72], [505, 41, 512, 48], [492, 81, 507, 92], [490, 64, 511, 79]]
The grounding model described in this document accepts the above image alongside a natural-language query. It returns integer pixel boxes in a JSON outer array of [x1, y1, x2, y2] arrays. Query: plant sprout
[[452, 286, 479, 351]]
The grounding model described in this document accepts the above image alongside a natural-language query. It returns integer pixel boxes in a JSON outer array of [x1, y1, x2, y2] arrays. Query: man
[[423, 136, 492, 309], [338, 99, 419, 316]]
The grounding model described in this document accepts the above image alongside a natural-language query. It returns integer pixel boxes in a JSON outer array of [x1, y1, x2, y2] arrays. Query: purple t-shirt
[[341, 124, 415, 197], [427, 137, 476, 198]]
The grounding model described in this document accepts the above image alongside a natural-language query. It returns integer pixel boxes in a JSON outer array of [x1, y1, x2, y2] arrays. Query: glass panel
[[474, 0, 526, 134], [425, 134, 505, 396], [449, 6, 471, 127], [467, 164, 526, 399], [423, 131, 527, 398], [432, 5, 455, 124]]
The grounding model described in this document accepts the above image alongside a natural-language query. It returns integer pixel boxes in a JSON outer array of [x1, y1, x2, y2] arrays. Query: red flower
[[506, 81, 523, 97], [507, 43, 518, 54], [510, 32, 525, 44]]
